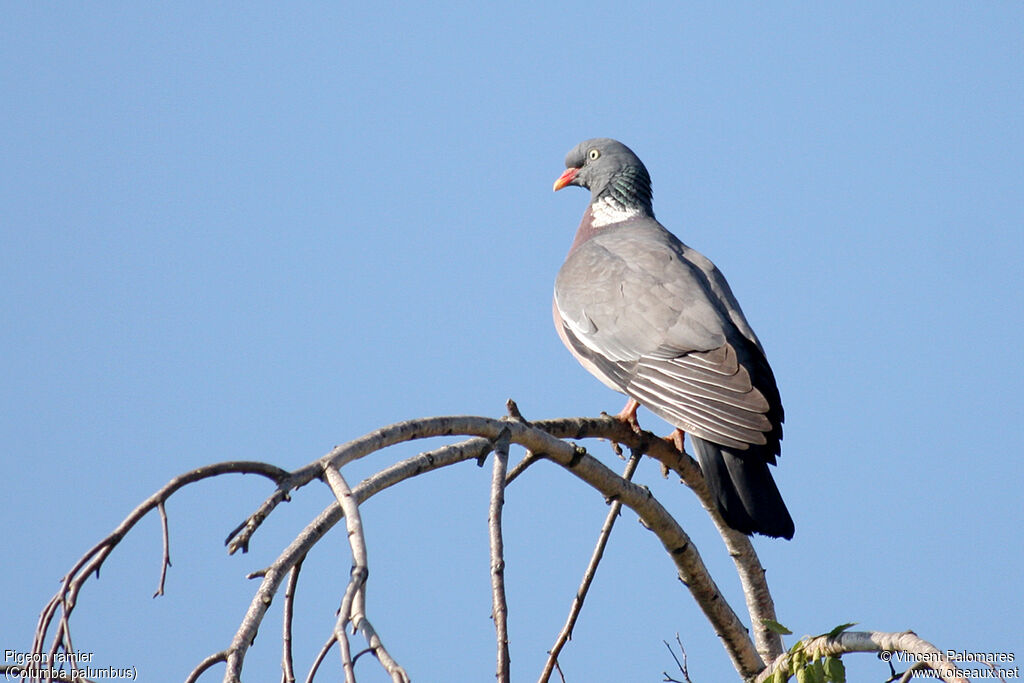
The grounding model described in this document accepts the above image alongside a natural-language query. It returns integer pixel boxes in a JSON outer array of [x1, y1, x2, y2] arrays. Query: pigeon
[[552, 138, 794, 539]]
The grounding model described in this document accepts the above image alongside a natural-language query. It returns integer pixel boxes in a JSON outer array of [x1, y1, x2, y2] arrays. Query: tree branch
[[32, 461, 290, 672], [154, 500, 172, 598], [218, 416, 759, 678], [663, 633, 694, 683], [538, 449, 642, 683], [223, 437, 493, 681], [304, 635, 335, 683], [533, 416, 784, 663], [185, 650, 228, 683], [489, 428, 512, 683], [36, 412, 959, 683], [755, 630, 969, 683], [322, 465, 410, 683], [281, 558, 303, 683]]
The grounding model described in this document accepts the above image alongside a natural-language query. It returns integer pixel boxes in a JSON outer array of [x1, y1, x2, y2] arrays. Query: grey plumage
[[553, 138, 794, 539]]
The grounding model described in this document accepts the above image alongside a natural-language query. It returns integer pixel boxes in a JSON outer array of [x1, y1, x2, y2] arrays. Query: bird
[[552, 137, 794, 539]]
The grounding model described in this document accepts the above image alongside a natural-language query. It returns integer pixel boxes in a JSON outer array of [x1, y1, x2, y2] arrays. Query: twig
[[505, 450, 540, 484], [33, 461, 288, 675], [662, 633, 693, 683], [322, 464, 411, 683], [184, 649, 228, 683], [502, 398, 536, 485], [304, 635, 336, 683], [154, 500, 171, 598], [324, 465, 371, 683], [281, 557, 303, 683], [538, 449, 641, 683], [489, 428, 512, 683]]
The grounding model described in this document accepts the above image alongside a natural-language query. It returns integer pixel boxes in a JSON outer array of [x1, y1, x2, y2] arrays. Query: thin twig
[[184, 649, 228, 683], [538, 450, 641, 683], [662, 633, 693, 683], [504, 398, 537, 485], [304, 635, 336, 683], [281, 557, 304, 683], [505, 450, 540, 484], [489, 428, 512, 683], [34, 461, 289, 661], [154, 500, 171, 598]]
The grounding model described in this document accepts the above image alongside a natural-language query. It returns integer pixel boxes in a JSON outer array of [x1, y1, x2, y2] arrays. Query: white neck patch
[[589, 196, 642, 227]]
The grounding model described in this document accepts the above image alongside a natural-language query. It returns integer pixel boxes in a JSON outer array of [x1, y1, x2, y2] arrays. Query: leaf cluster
[[762, 622, 855, 683]]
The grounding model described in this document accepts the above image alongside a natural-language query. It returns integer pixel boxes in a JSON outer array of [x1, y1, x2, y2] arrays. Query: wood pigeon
[[552, 138, 794, 539]]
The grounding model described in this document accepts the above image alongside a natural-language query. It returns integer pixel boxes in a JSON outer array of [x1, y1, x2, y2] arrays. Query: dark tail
[[691, 436, 794, 539]]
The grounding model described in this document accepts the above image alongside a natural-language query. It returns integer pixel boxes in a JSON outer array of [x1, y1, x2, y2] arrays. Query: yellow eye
[[588, 149, 601, 161]]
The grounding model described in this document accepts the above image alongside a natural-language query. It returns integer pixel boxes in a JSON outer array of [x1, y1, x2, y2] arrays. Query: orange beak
[[553, 167, 580, 191]]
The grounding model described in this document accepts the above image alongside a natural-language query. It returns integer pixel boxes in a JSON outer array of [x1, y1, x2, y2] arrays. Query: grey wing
[[554, 222, 782, 456]]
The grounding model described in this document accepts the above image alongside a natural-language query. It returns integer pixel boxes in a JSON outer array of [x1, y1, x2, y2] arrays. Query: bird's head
[[553, 138, 653, 213]]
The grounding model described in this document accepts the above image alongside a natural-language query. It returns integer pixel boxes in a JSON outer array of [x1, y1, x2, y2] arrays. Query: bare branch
[[538, 449, 642, 683], [32, 461, 289, 673], [505, 450, 540, 484], [281, 558, 303, 683], [489, 428, 512, 683], [304, 635, 335, 683], [533, 416, 784, 663], [323, 464, 410, 683], [218, 416, 761, 679], [44, 412, 958, 683], [224, 438, 493, 680], [663, 633, 694, 683], [184, 650, 228, 683], [154, 500, 171, 598], [755, 630, 969, 683], [323, 466, 366, 683]]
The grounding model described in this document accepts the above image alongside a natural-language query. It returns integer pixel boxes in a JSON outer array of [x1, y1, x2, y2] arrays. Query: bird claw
[[663, 428, 686, 453], [615, 398, 642, 434]]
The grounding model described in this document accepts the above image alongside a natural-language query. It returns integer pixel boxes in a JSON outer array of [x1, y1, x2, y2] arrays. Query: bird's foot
[[663, 428, 685, 453], [657, 429, 687, 478], [614, 398, 642, 434]]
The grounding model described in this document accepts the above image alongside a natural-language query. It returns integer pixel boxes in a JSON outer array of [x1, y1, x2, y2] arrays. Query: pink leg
[[615, 398, 642, 434], [664, 428, 685, 452]]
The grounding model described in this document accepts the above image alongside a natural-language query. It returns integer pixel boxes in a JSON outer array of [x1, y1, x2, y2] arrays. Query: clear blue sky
[[2, 3, 1021, 681]]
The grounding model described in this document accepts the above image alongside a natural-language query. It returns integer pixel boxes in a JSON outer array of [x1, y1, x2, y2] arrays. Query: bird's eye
[[588, 149, 601, 161]]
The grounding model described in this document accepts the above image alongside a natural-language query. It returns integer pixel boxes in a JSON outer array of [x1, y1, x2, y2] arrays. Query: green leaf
[[824, 656, 846, 683], [809, 658, 826, 683], [773, 667, 790, 683], [763, 619, 793, 635], [795, 667, 808, 683], [825, 622, 857, 639]]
